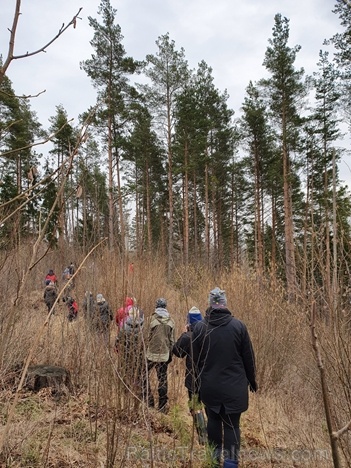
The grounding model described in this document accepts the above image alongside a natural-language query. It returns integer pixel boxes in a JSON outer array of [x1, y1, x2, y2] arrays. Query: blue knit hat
[[187, 306, 203, 325], [209, 287, 227, 308]]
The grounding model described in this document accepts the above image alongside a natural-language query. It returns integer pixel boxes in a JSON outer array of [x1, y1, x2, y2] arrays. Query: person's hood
[[96, 294, 105, 304], [205, 307, 232, 327], [124, 317, 143, 334], [125, 296, 134, 307], [154, 307, 170, 322]]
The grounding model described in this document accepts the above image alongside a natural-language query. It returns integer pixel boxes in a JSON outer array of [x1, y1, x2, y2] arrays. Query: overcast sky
[[1, 1, 350, 181]]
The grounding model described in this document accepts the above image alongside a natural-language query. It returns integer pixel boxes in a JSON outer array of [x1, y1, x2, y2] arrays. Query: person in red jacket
[[64, 296, 78, 322], [45, 269, 58, 286], [115, 296, 134, 328]]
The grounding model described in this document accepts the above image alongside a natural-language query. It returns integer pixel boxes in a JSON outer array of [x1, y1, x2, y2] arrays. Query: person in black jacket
[[115, 306, 145, 396], [173, 306, 207, 444], [192, 287, 257, 468], [95, 294, 113, 344], [173, 306, 203, 401]]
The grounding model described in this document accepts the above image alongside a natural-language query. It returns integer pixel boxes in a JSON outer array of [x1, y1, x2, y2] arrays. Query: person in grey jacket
[[192, 287, 257, 468], [144, 298, 175, 412], [43, 281, 57, 313]]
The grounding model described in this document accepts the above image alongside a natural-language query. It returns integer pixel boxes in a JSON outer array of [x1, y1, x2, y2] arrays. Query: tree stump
[[26, 365, 73, 395]]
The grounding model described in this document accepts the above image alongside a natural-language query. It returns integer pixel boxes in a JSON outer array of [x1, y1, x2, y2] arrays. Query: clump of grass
[[168, 403, 192, 445]]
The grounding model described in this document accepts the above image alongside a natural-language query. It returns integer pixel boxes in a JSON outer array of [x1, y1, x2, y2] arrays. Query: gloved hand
[[249, 381, 258, 393]]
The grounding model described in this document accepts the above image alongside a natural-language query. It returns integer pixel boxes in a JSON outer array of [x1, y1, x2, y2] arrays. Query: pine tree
[[329, 0, 351, 124], [81, 0, 140, 252], [240, 81, 275, 272], [141, 33, 190, 275], [75, 138, 109, 251], [0, 75, 41, 247], [261, 14, 307, 298], [306, 50, 347, 309], [122, 102, 166, 254], [173, 60, 235, 268], [48, 105, 77, 248]]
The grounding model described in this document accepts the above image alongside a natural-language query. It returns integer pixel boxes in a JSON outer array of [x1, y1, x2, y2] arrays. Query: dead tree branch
[[310, 302, 342, 467], [0, 2, 82, 85], [332, 420, 351, 440], [0, 88, 46, 99]]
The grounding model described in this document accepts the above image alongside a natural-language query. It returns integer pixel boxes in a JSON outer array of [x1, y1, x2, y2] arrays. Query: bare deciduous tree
[[0, 0, 82, 87]]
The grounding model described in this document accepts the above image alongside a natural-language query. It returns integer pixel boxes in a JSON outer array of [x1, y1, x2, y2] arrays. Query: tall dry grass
[[0, 244, 347, 466]]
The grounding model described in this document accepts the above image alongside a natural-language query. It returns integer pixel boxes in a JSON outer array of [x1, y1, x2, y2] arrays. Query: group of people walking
[[115, 288, 257, 468], [43, 265, 78, 321], [42, 268, 257, 467]]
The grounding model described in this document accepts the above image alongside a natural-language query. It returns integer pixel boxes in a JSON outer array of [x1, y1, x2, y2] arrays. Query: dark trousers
[[144, 361, 168, 410], [206, 406, 241, 463]]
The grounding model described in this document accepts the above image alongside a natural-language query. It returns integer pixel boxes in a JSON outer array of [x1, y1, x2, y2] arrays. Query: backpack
[[62, 267, 71, 281], [71, 300, 78, 315], [99, 302, 112, 324]]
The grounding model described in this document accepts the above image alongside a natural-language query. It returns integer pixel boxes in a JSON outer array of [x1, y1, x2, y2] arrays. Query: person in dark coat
[[192, 287, 257, 468], [83, 291, 95, 326], [173, 306, 207, 445], [115, 306, 145, 395], [172, 306, 203, 401], [95, 294, 113, 343], [64, 296, 78, 322]]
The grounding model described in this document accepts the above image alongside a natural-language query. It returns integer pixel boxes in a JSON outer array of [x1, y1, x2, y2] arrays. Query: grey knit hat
[[96, 293, 105, 304], [209, 287, 227, 308], [155, 297, 167, 308]]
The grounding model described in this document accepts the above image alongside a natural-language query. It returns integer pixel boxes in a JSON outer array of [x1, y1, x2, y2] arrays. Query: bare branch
[[0, 88, 46, 99], [13, 8, 83, 60], [310, 303, 343, 467], [332, 420, 351, 440], [1, 0, 21, 84], [0, 4, 83, 85]]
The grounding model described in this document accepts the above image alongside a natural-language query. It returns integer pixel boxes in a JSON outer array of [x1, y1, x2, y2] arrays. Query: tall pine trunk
[[205, 163, 210, 267], [146, 162, 152, 252], [107, 103, 114, 251], [116, 151, 125, 256], [183, 140, 189, 266], [282, 129, 297, 300], [166, 88, 174, 279]]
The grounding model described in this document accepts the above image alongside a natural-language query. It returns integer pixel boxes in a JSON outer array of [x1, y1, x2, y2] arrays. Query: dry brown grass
[[0, 245, 345, 466]]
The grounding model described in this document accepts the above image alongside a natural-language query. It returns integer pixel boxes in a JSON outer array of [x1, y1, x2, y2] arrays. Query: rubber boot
[[193, 409, 207, 445], [223, 459, 238, 468]]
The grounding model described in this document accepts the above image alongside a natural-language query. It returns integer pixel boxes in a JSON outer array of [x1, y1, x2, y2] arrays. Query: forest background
[[1, 0, 351, 467]]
